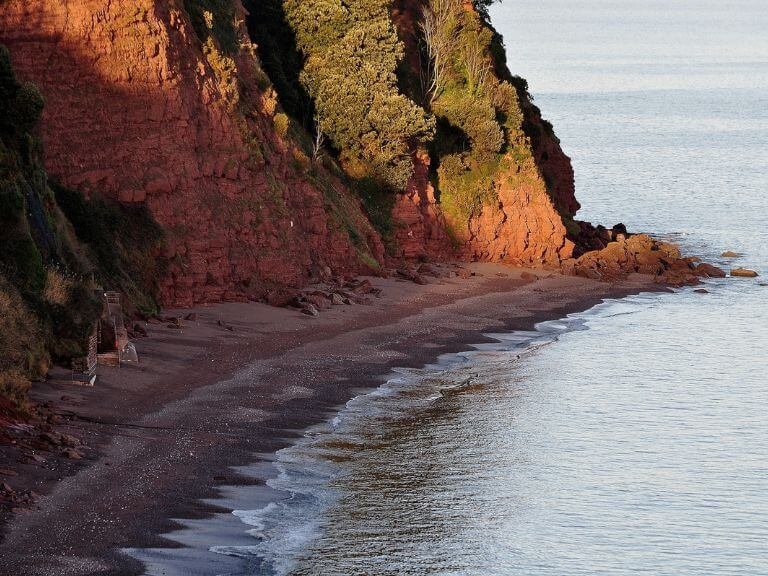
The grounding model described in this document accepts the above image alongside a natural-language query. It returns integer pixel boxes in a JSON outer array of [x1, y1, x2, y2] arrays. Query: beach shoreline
[[0, 263, 666, 576]]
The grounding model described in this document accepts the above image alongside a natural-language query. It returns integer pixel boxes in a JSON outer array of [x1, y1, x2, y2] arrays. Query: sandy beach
[[0, 263, 663, 575]]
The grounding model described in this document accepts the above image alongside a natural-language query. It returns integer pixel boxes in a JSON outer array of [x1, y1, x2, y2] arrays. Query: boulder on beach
[[731, 268, 759, 278], [695, 263, 726, 278], [721, 251, 740, 258]]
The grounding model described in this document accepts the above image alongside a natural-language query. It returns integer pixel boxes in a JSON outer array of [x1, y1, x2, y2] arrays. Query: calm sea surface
[[143, 2, 768, 574]]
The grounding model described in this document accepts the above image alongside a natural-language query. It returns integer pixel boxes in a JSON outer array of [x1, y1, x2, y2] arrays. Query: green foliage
[[414, 1, 510, 230], [0, 273, 49, 381], [1, 232, 46, 295], [0, 370, 32, 412], [433, 90, 504, 156], [406, 0, 565, 235], [13, 82, 44, 133], [437, 152, 500, 224], [285, 0, 434, 191], [356, 248, 381, 271], [183, 0, 239, 55], [473, 0, 502, 21], [354, 177, 397, 250], [273, 112, 290, 139], [244, 0, 562, 248], [52, 183, 165, 317], [0, 46, 44, 140], [0, 45, 51, 299]]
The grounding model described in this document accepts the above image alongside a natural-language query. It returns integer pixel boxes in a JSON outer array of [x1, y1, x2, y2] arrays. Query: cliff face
[[0, 0, 384, 308], [389, 0, 578, 266], [0, 0, 580, 309], [0, 1, 717, 415]]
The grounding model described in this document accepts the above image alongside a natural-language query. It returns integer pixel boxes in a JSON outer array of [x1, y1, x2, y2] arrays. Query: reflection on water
[[139, 1, 768, 574], [214, 1, 768, 573], [226, 279, 767, 575]]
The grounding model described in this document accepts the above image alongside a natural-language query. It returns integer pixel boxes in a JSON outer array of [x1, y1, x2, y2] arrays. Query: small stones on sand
[[63, 448, 83, 460], [330, 293, 345, 306], [731, 268, 759, 278], [40, 432, 62, 446], [417, 263, 439, 277], [301, 304, 320, 317]]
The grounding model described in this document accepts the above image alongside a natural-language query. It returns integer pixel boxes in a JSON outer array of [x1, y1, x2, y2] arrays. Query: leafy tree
[[285, 0, 434, 191]]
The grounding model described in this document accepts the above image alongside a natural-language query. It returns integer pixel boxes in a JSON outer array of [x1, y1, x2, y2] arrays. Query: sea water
[[167, 1, 768, 574]]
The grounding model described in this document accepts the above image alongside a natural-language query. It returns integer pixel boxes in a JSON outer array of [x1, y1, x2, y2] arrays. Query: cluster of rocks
[[721, 252, 760, 278], [1, 480, 40, 512], [567, 222, 764, 285], [286, 263, 461, 317], [564, 225, 725, 286], [34, 430, 84, 460], [0, 406, 86, 512], [394, 262, 457, 284], [288, 278, 383, 317]]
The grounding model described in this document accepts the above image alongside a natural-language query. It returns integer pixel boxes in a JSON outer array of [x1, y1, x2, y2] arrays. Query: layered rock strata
[[0, 0, 383, 307]]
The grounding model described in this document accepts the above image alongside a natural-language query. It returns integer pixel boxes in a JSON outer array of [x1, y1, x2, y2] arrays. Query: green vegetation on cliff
[[416, 0, 546, 231], [183, 0, 239, 55], [243, 0, 565, 243], [283, 0, 434, 191]]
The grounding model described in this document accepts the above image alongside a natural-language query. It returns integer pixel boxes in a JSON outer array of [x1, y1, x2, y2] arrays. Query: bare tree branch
[[312, 115, 325, 163], [418, 0, 457, 104], [463, 36, 492, 94]]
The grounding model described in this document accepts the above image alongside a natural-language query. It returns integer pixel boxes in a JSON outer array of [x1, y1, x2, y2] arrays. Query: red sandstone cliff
[[390, 0, 579, 268], [1, 0, 589, 308], [0, 0, 384, 307]]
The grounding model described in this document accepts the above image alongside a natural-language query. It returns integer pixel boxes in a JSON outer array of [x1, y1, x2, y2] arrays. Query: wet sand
[[0, 263, 663, 575]]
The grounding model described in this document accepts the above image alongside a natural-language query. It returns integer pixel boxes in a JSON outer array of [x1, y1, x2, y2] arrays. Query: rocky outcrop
[[563, 232, 724, 286], [391, 149, 456, 260], [461, 149, 576, 266], [731, 268, 759, 278], [0, 0, 383, 307]]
